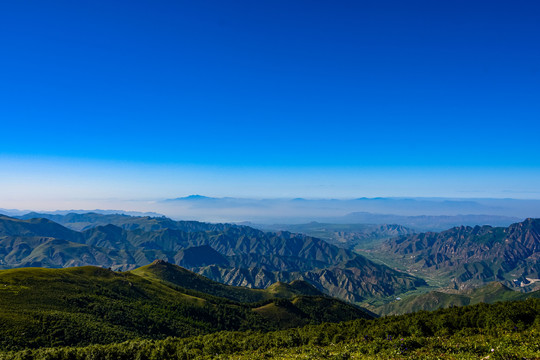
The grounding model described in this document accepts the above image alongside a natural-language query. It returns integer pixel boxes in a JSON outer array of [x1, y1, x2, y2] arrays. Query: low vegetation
[[0, 298, 538, 359]]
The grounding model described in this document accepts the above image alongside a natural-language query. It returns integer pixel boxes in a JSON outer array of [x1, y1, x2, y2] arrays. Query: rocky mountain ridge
[[0, 213, 426, 302], [379, 218, 540, 289]]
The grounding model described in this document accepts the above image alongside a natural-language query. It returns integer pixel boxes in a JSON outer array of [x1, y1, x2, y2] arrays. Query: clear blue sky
[[1, 0, 539, 206]]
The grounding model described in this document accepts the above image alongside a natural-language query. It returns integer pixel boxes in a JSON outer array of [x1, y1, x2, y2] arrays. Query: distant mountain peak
[[168, 195, 216, 201]]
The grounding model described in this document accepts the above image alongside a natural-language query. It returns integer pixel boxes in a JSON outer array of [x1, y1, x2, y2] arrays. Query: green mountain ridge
[[0, 262, 371, 350], [6, 213, 539, 305], [131, 259, 323, 303]]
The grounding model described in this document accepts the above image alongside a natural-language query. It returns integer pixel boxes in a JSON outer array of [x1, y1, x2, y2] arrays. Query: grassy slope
[[130, 260, 326, 303], [0, 263, 371, 351], [131, 260, 273, 303], [0, 266, 213, 349], [132, 260, 372, 326]]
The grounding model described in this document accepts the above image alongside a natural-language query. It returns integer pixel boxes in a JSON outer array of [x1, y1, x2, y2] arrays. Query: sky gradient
[[1, 0, 539, 209]]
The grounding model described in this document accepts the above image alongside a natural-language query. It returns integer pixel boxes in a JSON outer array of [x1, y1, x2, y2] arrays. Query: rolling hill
[[0, 261, 372, 350]]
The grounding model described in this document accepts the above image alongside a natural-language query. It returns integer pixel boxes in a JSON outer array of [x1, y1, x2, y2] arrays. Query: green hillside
[[0, 262, 372, 351], [377, 282, 540, 315], [131, 259, 323, 303], [1, 298, 538, 359]]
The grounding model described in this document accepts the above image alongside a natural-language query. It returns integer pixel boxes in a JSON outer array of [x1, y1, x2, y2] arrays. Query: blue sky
[[1, 0, 539, 207]]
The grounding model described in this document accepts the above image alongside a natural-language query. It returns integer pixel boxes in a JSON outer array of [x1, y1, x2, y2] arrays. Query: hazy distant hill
[[159, 196, 533, 225], [0, 213, 426, 302], [0, 261, 371, 350], [258, 222, 415, 250], [377, 218, 540, 289], [335, 212, 520, 231]]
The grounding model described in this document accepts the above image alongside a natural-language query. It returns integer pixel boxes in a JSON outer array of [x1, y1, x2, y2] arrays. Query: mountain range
[[377, 281, 540, 315], [157, 196, 533, 225], [258, 222, 415, 250], [374, 218, 540, 290], [0, 213, 426, 302], [2, 212, 540, 307], [0, 212, 538, 355]]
